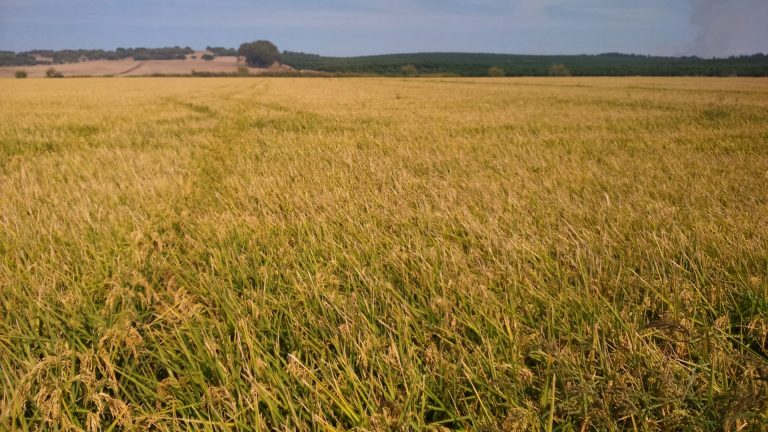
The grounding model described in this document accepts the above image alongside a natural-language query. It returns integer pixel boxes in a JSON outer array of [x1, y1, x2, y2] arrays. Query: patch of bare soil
[[0, 52, 285, 78]]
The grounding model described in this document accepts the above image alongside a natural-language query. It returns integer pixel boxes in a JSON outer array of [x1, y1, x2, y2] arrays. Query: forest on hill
[[282, 51, 768, 76]]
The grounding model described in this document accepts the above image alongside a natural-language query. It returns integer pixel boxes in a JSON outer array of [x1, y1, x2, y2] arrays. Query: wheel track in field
[[116, 62, 145, 76]]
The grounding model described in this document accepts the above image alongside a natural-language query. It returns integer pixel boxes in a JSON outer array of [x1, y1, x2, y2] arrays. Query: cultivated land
[[0, 77, 767, 430], [0, 52, 288, 78]]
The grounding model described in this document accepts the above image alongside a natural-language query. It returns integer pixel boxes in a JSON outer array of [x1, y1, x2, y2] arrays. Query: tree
[[549, 64, 571, 76], [15, 70, 27, 78], [401, 64, 418, 76], [238, 41, 281, 67], [488, 66, 505, 77]]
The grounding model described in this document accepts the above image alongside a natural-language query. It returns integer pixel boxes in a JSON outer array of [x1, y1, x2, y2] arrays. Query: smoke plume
[[690, 0, 768, 57]]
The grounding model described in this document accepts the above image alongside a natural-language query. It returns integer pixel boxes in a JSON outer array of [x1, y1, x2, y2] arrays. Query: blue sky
[[0, 0, 765, 57]]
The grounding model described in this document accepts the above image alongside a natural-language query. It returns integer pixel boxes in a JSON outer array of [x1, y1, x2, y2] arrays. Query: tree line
[[0, 46, 195, 66], [1, 42, 280, 67], [281, 51, 768, 77]]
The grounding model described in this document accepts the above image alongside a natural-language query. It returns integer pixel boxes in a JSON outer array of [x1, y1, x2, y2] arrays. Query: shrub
[[15, 70, 28, 78], [549, 64, 571, 76], [45, 68, 64, 78], [237, 66, 250, 76], [488, 66, 505, 77], [401, 64, 418, 77], [202, 54, 215, 61]]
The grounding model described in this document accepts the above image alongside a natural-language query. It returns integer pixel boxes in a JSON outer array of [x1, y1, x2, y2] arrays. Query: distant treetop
[[206, 46, 238, 57], [238, 41, 281, 68]]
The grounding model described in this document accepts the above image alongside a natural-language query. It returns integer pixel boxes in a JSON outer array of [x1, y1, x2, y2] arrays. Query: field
[[0, 54, 282, 78], [1, 77, 767, 430]]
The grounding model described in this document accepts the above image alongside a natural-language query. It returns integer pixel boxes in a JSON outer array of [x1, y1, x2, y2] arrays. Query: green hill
[[282, 51, 768, 77]]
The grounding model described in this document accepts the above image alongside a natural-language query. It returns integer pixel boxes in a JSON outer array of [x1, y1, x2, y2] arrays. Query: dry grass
[[1, 77, 767, 430]]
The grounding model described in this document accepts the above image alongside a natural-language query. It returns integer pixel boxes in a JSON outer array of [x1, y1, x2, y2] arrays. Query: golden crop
[[1, 77, 767, 430]]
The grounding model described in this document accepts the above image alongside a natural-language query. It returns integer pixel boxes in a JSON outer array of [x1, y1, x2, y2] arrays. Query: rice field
[[1, 77, 767, 430]]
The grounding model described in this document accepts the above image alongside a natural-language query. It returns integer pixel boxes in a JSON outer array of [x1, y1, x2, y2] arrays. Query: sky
[[0, 0, 766, 57]]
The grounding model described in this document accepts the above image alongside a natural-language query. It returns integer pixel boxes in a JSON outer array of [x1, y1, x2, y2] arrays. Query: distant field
[[0, 53, 280, 78], [1, 77, 767, 430]]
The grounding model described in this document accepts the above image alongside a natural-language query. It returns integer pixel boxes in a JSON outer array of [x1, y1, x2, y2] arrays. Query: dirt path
[[117, 62, 144, 75]]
